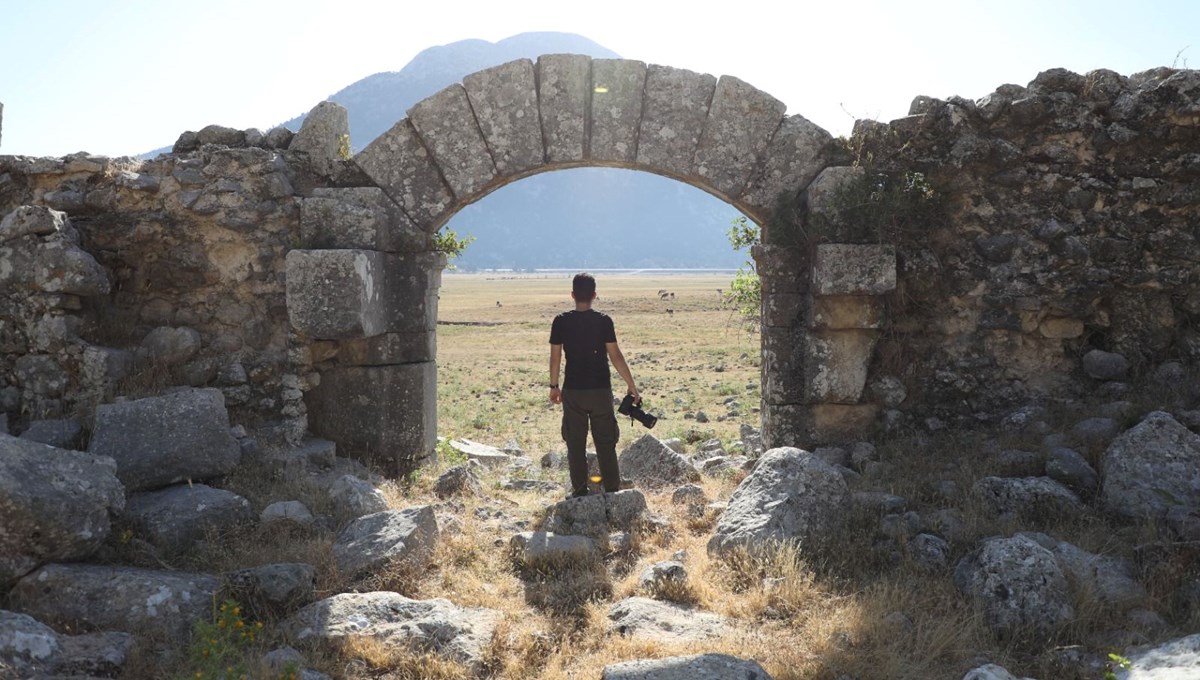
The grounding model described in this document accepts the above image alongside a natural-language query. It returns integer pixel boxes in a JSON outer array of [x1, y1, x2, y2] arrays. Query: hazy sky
[[1, 0, 1195, 157]]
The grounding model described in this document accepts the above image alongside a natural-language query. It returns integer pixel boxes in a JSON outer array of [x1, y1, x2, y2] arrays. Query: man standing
[[549, 273, 641, 497]]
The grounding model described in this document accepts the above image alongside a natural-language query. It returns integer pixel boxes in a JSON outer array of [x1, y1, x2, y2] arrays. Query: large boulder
[[707, 447, 848, 556], [953, 535, 1075, 638], [1102, 411, 1200, 519], [1112, 633, 1200, 679], [0, 611, 134, 680], [602, 654, 773, 679], [0, 435, 125, 587], [607, 597, 728, 643], [225, 563, 316, 615], [0, 610, 60, 677], [124, 484, 254, 552], [619, 434, 701, 487], [283, 592, 500, 670], [18, 419, 83, 449], [541, 489, 647, 537], [332, 506, 438, 580], [88, 388, 240, 491], [1048, 539, 1145, 609], [8, 564, 219, 639]]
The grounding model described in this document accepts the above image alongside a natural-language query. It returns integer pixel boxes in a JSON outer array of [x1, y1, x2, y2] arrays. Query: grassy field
[[436, 273, 761, 455]]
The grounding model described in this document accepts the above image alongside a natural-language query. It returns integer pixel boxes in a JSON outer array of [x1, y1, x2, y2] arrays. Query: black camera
[[618, 394, 657, 429]]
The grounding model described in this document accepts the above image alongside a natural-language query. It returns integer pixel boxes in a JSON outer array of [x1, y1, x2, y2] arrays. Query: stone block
[[762, 292, 803, 328], [740, 113, 833, 220], [763, 403, 879, 448], [337, 332, 436, 366], [752, 244, 809, 294], [289, 101, 348, 176], [1039, 317, 1084, 339], [301, 187, 429, 253], [306, 362, 437, 474], [590, 59, 646, 163], [285, 250, 389, 340], [807, 295, 885, 330], [811, 243, 897, 296], [354, 119, 454, 232], [801, 329, 879, 404], [761, 327, 804, 405], [381, 252, 445, 333], [537, 54, 591, 163], [637, 65, 716, 178], [463, 59, 544, 176], [693, 75, 786, 198], [408, 84, 497, 200], [806, 165, 865, 217]]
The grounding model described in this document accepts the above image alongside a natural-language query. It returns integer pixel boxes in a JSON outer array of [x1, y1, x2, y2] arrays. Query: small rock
[[661, 437, 686, 454], [619, 434, 700, 487], [638, 561, 688, 597], [1082, 349, 1129, 381], [607, 597, 727, 642], [881, 511, 923, 540], [1045, 447, 1099, 496], [973, 476, 1083, 518], [448, 439, 511, 468], [328, 475, 389, 520], [849, 442, 878, 470], [226, 563, 316, 614], [1071, 417, 1122, 449], [509, 531, 597, 567], [953, 535, 1074, 638], [332, 506, 438, 580], [852, 491, 908, 514], [138, 326, 201, 366], [601, 654, 773, 680], [434, 464, 483, 499], [671, 484, 708, 507], [909, 534, 950, 571], [124, 484, 254, 552], [962, 665, 1031, 680], [1102, 411, 1200, 519], [17, 419, 83, 449], [261, 501, 315, 529], [500, 479, 561, 493], [992, 449, 1044, 477], [542, 490, 647, 537]]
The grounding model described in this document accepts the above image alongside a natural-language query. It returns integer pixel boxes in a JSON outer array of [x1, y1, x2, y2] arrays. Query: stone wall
[[796, 67, 1200, 432]]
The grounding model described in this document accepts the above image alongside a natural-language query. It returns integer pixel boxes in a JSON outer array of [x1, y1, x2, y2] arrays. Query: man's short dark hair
[[573, 272, 596, 299]]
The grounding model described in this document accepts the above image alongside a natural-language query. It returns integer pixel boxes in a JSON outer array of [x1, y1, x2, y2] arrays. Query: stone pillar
[[756, 243, 896, 449], [287, 187, 447, 475]]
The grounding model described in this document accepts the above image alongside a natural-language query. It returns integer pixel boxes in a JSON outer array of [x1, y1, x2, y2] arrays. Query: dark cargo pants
[[561, 388, 620, 494]]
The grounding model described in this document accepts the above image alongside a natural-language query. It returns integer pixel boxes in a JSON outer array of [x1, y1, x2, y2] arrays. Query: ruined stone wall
[[821, 66, 1200, 429], [0, 130, 315, 435]]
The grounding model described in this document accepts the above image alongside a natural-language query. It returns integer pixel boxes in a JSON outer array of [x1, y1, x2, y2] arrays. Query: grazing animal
[[657, 289, 667, 296], [659, 292, 670, 300], [666, 308, 674, 315], [669, 292, 675, 299], [496, 301, 502, 307]]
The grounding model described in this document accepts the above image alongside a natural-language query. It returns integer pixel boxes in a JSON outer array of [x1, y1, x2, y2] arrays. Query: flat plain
[[436, 273, 762, 455]]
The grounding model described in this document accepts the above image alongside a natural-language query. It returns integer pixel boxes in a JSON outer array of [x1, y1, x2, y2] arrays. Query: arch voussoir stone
[[739, 113, 834, 221], [693, 76, 787, 199], [463, 59, 545, 176], [590, 59, 646, 164], [537, 54, 592, 163], [637, 65, 717, 180], [408, 84, 498, 200], [354, 119, 454, 233]]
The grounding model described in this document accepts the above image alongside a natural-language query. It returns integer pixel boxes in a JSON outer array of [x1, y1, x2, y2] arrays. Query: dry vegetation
[[122, 275, 1194, 679]]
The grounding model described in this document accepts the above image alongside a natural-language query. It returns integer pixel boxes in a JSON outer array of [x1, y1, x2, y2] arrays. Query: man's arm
[[606, 342, 640, 402], [549, 343, 562, 404]]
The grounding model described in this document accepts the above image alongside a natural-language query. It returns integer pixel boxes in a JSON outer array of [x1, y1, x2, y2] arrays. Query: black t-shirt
[[549, 309, 617, 389]]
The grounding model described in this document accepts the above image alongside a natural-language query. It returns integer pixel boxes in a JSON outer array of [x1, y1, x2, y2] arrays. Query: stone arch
[[286, 55, 836, 474]]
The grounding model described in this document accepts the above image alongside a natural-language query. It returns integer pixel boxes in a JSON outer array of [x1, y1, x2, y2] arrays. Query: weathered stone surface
[[762, 403, 880, 448], [18, 418, 82, 449], [285, 249, 389, 340], [637, 65, 716, 178], [1045, 446, 1099, 496], [434, 463, 483, 499], [708, 447, 849, 556], [672, 483, 708, 507], [328, 475, 389, 520], [909, 533, 951, 571], [332, 506, 439, 579], [0, 435, 124, 586], [88, 388, 239, 492], [1043, 538, 1145, 609], [1071, 416, 1122, 449], [590, 59, 646, 163], [0, 236, 111, 296], [138, 325, 201, 365], [283, 592, 500, 670], [226, 562, 316, 613], [740, 113, 833, 218], [1082, 349, 1129, 380], [638, 560, 688, 595], [54, 630, 133, 677], [354, 119, 454, 231], [973, 476, 1083, 518], [693, 76, 786, 198], [306, 362, 437, 473], [500, 478, 561, 493], [537, 53, 591, 163], [261, 500, 315, 528], [953, 535, 1074, 638], [448, 438, 512, 467], [1102, 411, 1200, 518], [607, 597, 727, 642], [509, 531, 597, 567], [1112, 633, 1200, 679], [811, 244, 898, 296], [807, 294, 885, 330], [408, 84, 497, 199], [9, 564, 219, 639], [619, 433, 701, 487], [801, 329, 879, 404], [337, 331, 436, 365], [542, 489, 647, 537], [463, 59, 543, 175], [290, 101, 349, 176], [124, 483, 254, 552], [0, 205, 68, 243], [805, 166, 865, 218], [0, 610, 60, 676], [962, 665, 1032, 680], [602, 654, 774, 680], [301, 187, 428, 253], [196, 124, 245, 147]]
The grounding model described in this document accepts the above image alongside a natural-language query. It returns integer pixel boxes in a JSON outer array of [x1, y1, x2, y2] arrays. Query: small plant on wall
[[433, 227, 475, 269], [722, 215, 762, 333]]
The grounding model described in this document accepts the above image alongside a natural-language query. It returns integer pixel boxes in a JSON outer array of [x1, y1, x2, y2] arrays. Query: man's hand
[[626, 385, 641, 405], [549, 386, 562, 404]]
